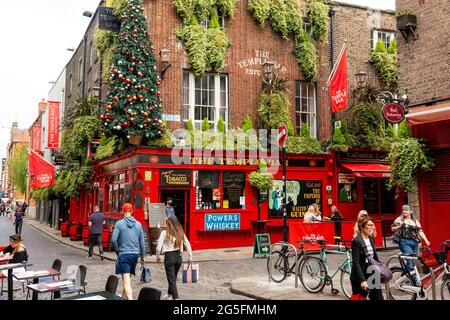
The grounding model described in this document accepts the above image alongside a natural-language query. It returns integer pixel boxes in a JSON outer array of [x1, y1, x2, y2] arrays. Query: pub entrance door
[[160, 190, 190, 238]]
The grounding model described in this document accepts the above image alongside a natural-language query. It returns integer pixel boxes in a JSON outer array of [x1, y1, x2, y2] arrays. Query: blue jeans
[[399, 239, 418, 271]]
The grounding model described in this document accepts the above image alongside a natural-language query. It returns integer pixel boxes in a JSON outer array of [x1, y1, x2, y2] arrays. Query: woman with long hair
[[156, 215, 192, 300], [350, 216, 384, 300]]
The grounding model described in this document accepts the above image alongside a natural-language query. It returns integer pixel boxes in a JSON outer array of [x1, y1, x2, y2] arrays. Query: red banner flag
[[47, 101, 60, 149], [28, 149, 55, 189], [329, 47, 348, 113], [31, 125, 42, 152]]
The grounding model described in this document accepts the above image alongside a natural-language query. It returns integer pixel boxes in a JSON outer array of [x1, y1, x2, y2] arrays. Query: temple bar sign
[[237, 50, 287, 76]]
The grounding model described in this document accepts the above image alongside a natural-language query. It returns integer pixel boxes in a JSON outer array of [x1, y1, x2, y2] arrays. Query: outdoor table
[[15, 269, 62, 300], [26, 279, 75, 300], [59, 290, 125, 300], [0, 262, 32, 300]]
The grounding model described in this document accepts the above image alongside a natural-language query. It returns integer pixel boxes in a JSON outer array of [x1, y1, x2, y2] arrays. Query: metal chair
[[57, 265, 87, 298], [26, 259, 62, 300], [137, 287, 162, 300], [105, 275, 119, 295]]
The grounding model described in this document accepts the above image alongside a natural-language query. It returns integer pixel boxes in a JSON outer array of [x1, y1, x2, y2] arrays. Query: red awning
[[340, 163, 391, 178], [406, 102, 450, 125]]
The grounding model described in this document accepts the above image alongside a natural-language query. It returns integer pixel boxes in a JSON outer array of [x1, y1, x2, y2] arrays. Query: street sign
[[253, 234, 271, 258], [98, 6, 121, 32], [278, 123, 288, 148], [383, 103, 405, 124]]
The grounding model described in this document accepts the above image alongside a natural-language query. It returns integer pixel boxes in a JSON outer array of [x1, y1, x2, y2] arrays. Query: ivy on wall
[[174, 0, 237, 77], [369, 38, 398, 89], [293, 30, 318, 81], [61, 116, 99, 162], [306, 0, 328, 41]]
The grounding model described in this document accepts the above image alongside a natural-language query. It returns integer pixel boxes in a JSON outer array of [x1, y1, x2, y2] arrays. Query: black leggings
[[15, 221, 23, 235], [164, 250, 182, 299]]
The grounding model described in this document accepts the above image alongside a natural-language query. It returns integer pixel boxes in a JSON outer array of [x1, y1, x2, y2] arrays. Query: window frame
[[372, 29, 395, 50], [200, 8, 225, 30], [295, 81, 317, 138], [78, 58, 83, 85], [183, 71, 229, 131]]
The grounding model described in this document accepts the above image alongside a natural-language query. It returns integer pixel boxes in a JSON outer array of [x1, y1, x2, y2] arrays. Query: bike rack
[[268, 242, 299, 289]]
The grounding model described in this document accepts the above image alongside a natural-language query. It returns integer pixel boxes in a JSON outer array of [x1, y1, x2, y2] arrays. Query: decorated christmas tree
[[100, 0, 164, 142]]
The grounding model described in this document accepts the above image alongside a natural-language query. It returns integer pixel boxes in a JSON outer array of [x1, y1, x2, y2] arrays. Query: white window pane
[[195, 77, 201, 89]]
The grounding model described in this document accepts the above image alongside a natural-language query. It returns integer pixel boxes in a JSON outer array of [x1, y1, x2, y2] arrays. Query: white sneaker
[[163, 294, 173, 300]]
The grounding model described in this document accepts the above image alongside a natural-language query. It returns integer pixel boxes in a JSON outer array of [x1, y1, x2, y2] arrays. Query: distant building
[[6, 121, 29, 201]]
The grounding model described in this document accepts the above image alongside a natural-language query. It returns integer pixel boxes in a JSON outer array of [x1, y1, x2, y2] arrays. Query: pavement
[[3, 216, 406, 300]]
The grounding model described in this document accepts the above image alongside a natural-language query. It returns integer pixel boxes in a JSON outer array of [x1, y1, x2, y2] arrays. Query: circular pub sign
[[383, 103, 405, 124]]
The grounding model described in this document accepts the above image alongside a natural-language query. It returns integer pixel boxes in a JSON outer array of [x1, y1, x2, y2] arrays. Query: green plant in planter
[[306, 0, 329, 41], [285, 136, 324, 154], [330, 126, 349, 152], [201, 118, 211, 131], [217, 116, 226, 133], [293, 31, 318, 81], [395, 10, 412, 19], [147, 129, 174, 148], [369, 38, 398, 88], [387, 138, 434, 193], [241, 115, 253, 132]]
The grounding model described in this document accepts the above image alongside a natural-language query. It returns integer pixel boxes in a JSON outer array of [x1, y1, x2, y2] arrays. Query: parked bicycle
[[267, 240, 315, 283], [388, 240, 450, 300], [299, 238, 352, 299]]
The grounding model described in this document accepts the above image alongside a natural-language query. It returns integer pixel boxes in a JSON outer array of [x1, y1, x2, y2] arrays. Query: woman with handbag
[[392, 205, 430, 276], [156, 215, 192, 300], [350, 216, 384, 300]]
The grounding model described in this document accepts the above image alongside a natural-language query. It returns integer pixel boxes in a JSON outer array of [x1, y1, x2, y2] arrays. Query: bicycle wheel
[[300, 256, 326, 293], [267, 250, 288, 283], [388, 267, 417, 300], [441, 278, 450, 300], [340, 261, 352, 299]]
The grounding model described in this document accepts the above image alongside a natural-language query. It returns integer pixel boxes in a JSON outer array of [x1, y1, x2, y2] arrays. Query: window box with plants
[[396, 10, 417, 41]]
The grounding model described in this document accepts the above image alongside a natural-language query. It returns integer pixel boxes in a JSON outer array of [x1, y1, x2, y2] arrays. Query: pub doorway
[[160, 190, 190, 237]]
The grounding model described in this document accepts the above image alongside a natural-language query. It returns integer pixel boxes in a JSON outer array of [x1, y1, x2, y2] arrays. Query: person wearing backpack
[[392, 205, 430, 275], [350, 216, 384, 300]]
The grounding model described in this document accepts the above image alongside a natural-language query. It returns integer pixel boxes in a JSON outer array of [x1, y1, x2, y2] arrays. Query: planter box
[[397, 14, 417, 30], [128, 135, 143, 145]]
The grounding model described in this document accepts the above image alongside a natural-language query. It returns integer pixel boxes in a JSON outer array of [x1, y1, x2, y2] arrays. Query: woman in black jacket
[[350, 216, 384, 300]]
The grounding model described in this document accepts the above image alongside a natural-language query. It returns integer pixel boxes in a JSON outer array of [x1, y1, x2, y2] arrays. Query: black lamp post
[[160, 48, 171, 80]]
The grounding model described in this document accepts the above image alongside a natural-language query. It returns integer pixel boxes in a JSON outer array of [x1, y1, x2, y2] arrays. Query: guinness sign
[[160, 169, 191, 187]]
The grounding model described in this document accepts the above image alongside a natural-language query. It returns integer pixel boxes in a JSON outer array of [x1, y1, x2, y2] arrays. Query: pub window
[[183, 71, 229, 130], [197, 171, 220, 210], [372, 30, 395, 50], [295, 81, 317, 138], [222, 172, 246, 209], [338, 182, 357, 203], [303, 20, 313, 39], [106, 173, 131, 212]]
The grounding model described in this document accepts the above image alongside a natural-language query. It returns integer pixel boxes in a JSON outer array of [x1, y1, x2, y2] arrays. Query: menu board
[[149, 203, 165, 227], [269, 180, 322, 219], [363, 178, 379, 214], [222, 172, 245, 209]]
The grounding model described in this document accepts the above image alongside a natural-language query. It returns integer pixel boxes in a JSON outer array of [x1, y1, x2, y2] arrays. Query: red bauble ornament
[[157, 81, 161, 85], [130, 67, 134, 72], [138, 61, 143, 65], [138, 72, 143, 77], [133, 96, 137, 101], [113, 96, 118, 101], [131, 56, 136, 62], [143, 112, 149, 117], [137, 85, 142, 89], [130, 118, 134, 122], [106, 104, 112, 110], [146, 119, 151, 123], [138, 95, 143, 100], [143, 124, 147, 127]]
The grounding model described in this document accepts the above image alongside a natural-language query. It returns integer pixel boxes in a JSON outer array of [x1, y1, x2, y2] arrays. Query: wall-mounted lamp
[[83, 11, 94, 18], [355, 71, 367, 88], [159, 48, 171, 80], [67, 47, 75, 52], [263, 61, 275, 76]]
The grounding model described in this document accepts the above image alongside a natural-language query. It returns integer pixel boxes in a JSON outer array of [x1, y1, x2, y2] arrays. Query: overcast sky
[[0, 0, 395, 160]]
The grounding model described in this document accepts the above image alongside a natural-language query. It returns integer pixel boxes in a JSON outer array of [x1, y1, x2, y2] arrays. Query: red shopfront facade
[[69, 147, 332, 250], [407, 104, 450, 251]]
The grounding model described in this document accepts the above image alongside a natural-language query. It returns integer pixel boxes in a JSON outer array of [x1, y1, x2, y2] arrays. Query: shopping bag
[[140, 265, 152, 284], [182, 262, 199, 284], [351, 293, 367, 300]]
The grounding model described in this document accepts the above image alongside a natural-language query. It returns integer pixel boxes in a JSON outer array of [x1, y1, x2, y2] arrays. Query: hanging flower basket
[[129, 135, 143, 145]]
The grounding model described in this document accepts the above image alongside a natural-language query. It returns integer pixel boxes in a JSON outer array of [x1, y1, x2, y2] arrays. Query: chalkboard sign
[[149, 203, 165, 228], [98, 6, 121, 32], [142, 226, 151, 254], [253, 234, 271, 258]]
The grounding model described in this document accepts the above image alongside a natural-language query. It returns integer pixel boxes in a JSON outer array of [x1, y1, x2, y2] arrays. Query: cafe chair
[[26, 259, 63, 300], [105, 275, 119, 295], [58, 265, 87, 298], [137, 287, 162, 300]]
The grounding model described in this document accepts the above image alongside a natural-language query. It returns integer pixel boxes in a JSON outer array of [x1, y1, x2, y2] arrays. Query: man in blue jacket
[[111, 203, 146, 300]]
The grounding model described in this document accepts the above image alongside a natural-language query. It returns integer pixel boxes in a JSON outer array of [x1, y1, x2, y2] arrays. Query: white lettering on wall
[[237, 50, 288, 76]]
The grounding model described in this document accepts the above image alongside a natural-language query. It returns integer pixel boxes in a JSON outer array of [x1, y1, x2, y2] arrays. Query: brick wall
[[396, 0, 450, 107], [142, 0, 395, 140]]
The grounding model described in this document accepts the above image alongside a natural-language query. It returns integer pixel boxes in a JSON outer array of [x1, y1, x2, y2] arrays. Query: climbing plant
[[306, 0, 329, 41], [8, 145, 28, 195], [293, 30, 318, 81], [61, 116, 100, 161], [174, 0, 237, 77], [369, 38, 398, 88], [387, 138, 434, 193]]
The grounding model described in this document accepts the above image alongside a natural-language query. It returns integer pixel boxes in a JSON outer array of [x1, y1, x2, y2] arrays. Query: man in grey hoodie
[[111, 203, 145, 300]]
